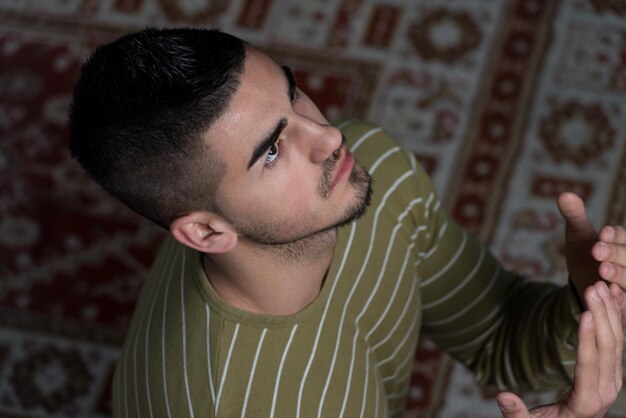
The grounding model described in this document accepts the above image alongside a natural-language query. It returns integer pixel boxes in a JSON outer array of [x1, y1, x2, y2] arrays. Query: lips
[[331, 145, 354, 189]]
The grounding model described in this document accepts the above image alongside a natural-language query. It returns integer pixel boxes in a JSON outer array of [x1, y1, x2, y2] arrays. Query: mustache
[[319, 135, 348, 198]]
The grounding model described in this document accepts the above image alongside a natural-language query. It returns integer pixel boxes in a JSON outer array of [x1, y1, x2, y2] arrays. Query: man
[[68, 27, 625, 417]]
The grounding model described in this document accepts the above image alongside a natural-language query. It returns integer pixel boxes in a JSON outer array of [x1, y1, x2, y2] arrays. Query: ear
[[170, 211, 238, 254]]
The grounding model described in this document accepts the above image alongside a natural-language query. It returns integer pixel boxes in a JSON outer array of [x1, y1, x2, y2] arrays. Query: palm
[[564, 232, 599, 301], [499, 388, 613, 418], [527, 402, 571, 418], [528, 391, 608, 418]]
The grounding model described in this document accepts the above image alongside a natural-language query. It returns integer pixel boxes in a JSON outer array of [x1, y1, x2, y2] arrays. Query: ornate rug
[[1, 0, 625, 416]]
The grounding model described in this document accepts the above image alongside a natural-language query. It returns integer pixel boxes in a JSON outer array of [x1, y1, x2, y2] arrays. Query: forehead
[[202, 48, 287, 169], [237, 48, 284, 94]]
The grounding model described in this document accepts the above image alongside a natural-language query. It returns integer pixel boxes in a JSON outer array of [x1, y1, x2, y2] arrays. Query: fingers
[[609, 283, 624, 308], [594, 226, 626, 291], [599, 225, 626, 244], [608, 280, 626, 325], [571, 309, 599, 402], [570, 282, 622, 416], [586, 283, 618, 389], [595, 226, 626, 265], [557, 192, 597, 241], [496, 392, 530, 418], [594, 282, 623, 389], [566, 283, 621, 416], [598, 261, 626, 284], [607, 283, 624, 385], [595, 226, 626, 323]]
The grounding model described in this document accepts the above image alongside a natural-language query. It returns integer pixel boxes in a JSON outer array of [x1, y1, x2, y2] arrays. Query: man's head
[[198, 47, 372, 254], [69, 27, 245, 228], [70, 27, 372, 255]]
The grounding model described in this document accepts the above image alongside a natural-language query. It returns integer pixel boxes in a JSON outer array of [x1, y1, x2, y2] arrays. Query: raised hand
[[557, 192, 626, 323], [595, 224, 626, 324], [496, 281, 624, 418]]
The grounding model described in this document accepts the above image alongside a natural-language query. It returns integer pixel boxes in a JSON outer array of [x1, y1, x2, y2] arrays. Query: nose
[[293, 115, 343, 164]]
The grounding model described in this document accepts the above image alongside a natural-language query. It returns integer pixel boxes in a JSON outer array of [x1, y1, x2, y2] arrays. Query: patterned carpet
[[1, 0, 625, 417]]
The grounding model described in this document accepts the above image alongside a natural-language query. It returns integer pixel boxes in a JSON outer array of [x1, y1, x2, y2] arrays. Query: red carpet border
[[1, 1, 625, 416]]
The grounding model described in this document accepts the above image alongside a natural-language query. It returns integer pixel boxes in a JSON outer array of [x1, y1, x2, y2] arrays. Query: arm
[[417, 208, 581, 390], [411, 166, 581, 391], [496, 281, 624, 418]]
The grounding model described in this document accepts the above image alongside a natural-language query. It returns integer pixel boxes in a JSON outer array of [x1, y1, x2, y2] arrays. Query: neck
[[203, 229, 337, 316]]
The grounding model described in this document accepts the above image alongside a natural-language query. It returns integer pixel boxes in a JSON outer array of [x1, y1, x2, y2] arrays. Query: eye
[[291, 88, 300, 104], [265, 140, 280, 165]]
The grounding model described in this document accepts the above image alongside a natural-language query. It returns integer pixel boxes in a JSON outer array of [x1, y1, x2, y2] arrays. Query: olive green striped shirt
[[113, 120, 580, 418]]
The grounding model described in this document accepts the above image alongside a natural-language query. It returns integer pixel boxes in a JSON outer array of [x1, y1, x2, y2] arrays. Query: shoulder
[[336, 119, 409, 169], [335, 118, 429, 185]]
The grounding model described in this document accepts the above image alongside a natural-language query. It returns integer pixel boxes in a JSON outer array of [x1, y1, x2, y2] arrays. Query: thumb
[[557, 192, 596, 242], [496, 392, 530, 418]]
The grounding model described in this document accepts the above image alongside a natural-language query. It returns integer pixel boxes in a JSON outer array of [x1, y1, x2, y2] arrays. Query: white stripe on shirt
[[215, 323, 240, 416], [372, 273, 419, 352], [365, 227, 424, 341], [270, 324, 298, 418], [241, 328, 268, 418], [426, 304, 501, 340], [357, 347, 373, 418], [161, 248, 175, 418], [369, 147, 400, 172], [316, 171, 414, 418], [376, 294, 421, 368], [351, 126, 383, 152], [297, 223, 357, 418], [339, 198, 424, 414], [179, 252, 195, 418], [205, 305, 216, 404], [422, 264, 500, 328], [145, 247, 180, 418], [419, 230, 468, 287], [447, 317, 504, 354], [300, 146, 410, 417], [421, 245, 486, 310], [415, 220, 449, 265]]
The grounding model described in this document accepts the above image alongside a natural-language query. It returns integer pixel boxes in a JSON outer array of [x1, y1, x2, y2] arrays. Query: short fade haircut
[[68, 27, 247, 228]]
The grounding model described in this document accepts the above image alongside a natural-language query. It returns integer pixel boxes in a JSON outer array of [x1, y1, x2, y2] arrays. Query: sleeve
[[404, 150, 581, 392]]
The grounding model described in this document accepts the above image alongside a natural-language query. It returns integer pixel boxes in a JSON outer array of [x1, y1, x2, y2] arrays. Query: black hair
[[68, 27, 247, 228]]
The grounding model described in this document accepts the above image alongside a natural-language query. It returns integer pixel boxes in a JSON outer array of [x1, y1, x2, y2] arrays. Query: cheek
[[237, 169, 321, 214]]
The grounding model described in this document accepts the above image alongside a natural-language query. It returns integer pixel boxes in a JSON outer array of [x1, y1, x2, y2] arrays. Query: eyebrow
[[246, 66, 297, 170], [247, 118, 287, 170]]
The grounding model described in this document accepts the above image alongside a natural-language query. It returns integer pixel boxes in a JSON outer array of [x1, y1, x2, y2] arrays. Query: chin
[[332, 167, 373, 230]]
